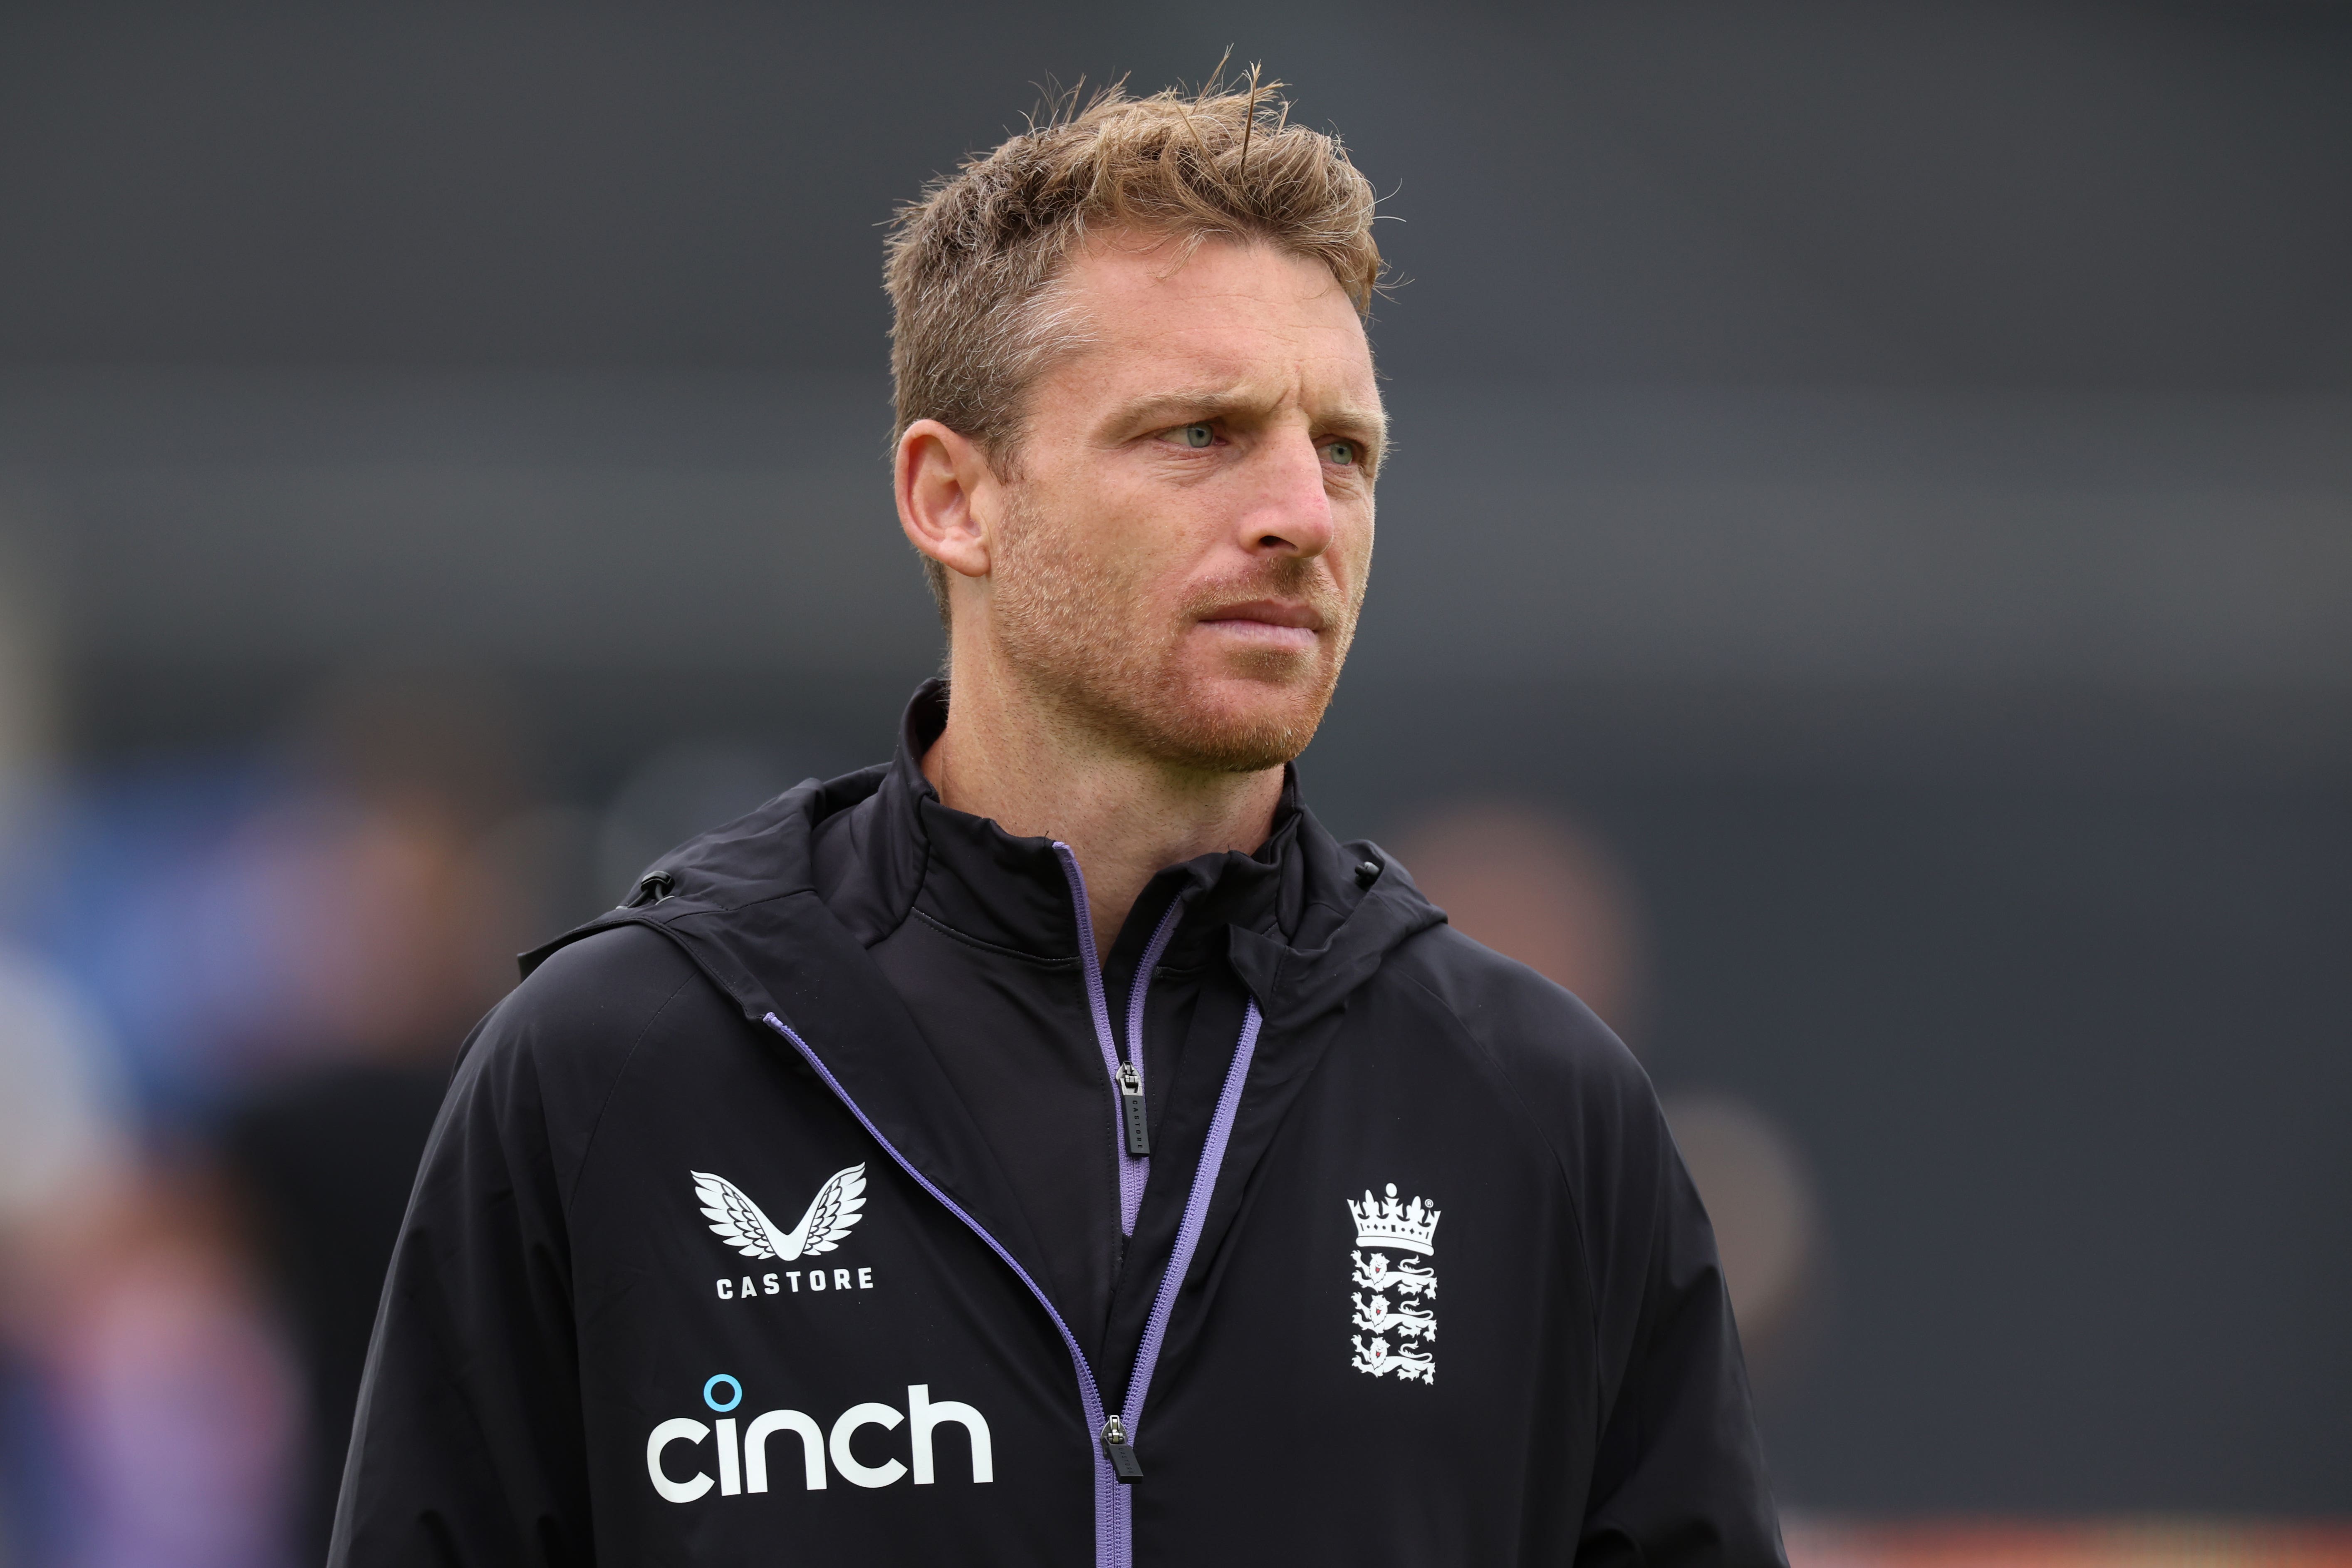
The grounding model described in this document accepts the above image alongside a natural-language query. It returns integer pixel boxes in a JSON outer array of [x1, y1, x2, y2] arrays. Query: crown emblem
[[1347, 1183, 1440, 1255]]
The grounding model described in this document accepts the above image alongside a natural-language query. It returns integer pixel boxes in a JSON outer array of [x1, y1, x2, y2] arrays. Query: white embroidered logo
[[693, 1164, 867, 1261], [1347, 1183, 1438, 1384]]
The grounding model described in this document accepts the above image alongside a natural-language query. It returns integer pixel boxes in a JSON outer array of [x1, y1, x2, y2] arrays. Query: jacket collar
[[521, 681, 1445, 1034], [813, 680, 1307, 976]]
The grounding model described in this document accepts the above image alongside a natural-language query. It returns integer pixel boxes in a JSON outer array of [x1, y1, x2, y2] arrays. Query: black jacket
[[332, 684, 1783, 1568]]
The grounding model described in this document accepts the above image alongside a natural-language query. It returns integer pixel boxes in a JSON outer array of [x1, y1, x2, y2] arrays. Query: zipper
[[1052, 844, 1185, 1236], [761, 998, 1261, 1568], [1099, 1414, 1144, 1481], [1115, 1063, 1149, 1156], [1117, 1003, 1263, 1454]]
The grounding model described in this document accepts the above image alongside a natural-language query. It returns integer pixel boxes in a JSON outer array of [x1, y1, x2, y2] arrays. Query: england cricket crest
[[1347, 1182, 1438, 1385]]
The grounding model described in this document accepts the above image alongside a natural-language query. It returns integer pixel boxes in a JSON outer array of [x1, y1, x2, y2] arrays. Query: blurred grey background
[[0, 0, 2346, 1540]]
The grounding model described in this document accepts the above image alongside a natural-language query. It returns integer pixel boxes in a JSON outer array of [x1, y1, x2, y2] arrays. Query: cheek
[[1330, 503, 1375, 583], [1070, 496, 1203, 600], [1003, 488, 1172, 620]]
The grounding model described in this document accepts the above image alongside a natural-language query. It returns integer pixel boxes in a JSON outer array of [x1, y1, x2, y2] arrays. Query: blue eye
[[1324, 440, 1356, 466], [1178, 424, 1213, 448]]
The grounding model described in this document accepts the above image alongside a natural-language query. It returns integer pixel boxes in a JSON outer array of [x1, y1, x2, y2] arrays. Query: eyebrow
[[1104, 387, 1389, 456]]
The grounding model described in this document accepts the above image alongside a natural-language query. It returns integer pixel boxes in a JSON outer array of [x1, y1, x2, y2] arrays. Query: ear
[[895, 419, 998, 581]]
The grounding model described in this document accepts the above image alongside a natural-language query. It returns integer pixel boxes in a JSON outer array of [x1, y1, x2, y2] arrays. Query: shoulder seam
[[561, 966, 703, 1219]]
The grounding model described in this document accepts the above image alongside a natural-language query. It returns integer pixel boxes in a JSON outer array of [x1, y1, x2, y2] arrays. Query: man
[[332, 80, 1784, 1567]]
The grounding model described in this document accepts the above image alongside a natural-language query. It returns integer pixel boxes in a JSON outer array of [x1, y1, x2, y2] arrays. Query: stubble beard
[[988, 491, 1361, 775]]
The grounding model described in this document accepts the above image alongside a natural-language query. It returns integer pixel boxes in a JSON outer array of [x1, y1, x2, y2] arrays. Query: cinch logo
[[646, 1375, 992, 1504]]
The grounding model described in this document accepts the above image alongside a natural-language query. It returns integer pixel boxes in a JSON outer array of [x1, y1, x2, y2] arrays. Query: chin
[[1125, 671, 1335, 774], [998, 592, 1351, 773]]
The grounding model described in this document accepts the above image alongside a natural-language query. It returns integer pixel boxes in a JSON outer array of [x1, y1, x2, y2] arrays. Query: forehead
[[1047, 233, 1379, 408]]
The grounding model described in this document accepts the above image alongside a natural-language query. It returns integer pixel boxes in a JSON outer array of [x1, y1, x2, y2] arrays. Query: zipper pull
[[1100, 1414, 1144, 1482], [1116, 1062, 1150, 1157]]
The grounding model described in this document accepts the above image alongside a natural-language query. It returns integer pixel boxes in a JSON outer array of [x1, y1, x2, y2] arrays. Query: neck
[[919, 666, 1284, 956]]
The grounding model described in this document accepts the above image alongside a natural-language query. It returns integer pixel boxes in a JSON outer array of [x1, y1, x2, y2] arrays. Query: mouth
[[1194, 599, 1325, 652]]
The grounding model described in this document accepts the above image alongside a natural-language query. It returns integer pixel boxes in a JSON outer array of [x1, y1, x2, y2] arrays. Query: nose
[[1237, 428, 1336, 559]]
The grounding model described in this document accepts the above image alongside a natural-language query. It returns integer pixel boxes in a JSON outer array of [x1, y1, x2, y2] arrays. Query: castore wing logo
[[694, 1164, 866, 1261]]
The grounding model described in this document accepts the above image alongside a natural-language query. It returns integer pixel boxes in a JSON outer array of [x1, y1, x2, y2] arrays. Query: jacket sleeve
[[1575, 1071, 1786, 1568], [327, 997, 595, 1568]]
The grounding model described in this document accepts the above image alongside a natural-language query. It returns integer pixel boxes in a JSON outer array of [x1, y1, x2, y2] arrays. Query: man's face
[[983, 233, 1383, 774]]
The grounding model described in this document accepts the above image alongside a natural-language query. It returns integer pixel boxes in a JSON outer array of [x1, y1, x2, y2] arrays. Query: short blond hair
[[884, 75, 1384, 619]]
